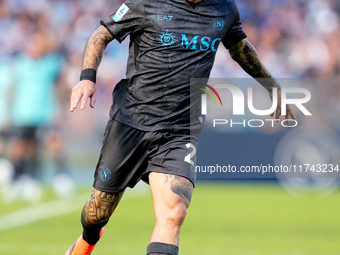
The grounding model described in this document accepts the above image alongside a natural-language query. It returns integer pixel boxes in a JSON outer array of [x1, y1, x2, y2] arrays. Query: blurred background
[[0, 0, 340, 254]]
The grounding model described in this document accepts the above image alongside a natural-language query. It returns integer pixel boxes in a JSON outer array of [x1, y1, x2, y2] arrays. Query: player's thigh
[[149, 172, 193, 221], [94, 118, 150, 193]]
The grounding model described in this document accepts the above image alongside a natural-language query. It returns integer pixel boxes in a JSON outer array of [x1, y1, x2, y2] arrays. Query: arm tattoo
[[229, 39, 280, 92], [83, 188, 123, 225], [81, 26, 114, 71], [165, 174, 193, 203]]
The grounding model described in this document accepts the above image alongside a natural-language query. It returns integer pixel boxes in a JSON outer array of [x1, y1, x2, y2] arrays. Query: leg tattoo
[[83, 188, 123, 225], [165, 174, 193, 203]]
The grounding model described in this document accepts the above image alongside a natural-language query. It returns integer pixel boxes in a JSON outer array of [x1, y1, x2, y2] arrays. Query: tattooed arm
[[229, 38, 278, 91], [229, 38, 296, 120], [70, 25, 114, 112], [81, 26, 114, 71]]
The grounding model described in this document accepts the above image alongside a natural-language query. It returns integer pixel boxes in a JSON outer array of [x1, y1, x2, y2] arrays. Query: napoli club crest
[[100, 168, 112, 182], [213, 17, 224, 31]]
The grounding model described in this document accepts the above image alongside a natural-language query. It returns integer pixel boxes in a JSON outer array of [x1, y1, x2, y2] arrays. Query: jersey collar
[[184, 0, 221, 8]]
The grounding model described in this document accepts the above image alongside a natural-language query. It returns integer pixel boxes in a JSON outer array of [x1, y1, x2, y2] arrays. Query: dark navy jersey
[[100, 0, 247, 132]]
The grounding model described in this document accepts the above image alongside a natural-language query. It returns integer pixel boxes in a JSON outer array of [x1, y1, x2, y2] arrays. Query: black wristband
[[80, 68, 96, 83]]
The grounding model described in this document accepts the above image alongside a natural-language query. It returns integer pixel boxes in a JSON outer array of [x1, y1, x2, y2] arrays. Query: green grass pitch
[[0, 182, 339, 255]]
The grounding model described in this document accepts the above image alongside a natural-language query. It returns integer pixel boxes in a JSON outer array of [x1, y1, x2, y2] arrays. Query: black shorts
[[93, 119, 198, 193], [14, 126, 40, 141]]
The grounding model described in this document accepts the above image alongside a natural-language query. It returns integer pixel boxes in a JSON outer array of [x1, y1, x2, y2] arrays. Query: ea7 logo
[[201, 84, 312, 116], [158, 15, 173, 21]]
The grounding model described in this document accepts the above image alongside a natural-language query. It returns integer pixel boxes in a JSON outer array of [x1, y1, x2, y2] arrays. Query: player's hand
[[269, 89, 296, 122], [70, 80, 97, 112]]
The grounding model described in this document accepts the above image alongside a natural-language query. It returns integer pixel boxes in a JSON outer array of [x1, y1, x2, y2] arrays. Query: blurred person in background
[[0, 54, 15, 201], [6, 18, 72, 202], [0, 60, 11, 157]]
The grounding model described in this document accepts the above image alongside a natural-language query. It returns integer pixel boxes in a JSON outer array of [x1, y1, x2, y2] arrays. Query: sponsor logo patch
[[112, 3, 129, 22], [157, 29, 178, 47]]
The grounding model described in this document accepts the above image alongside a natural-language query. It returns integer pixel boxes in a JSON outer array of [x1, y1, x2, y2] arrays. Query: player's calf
[[148, 173, 194, 255], [81, 188, 123, 244], [65, 188, 123, 255]]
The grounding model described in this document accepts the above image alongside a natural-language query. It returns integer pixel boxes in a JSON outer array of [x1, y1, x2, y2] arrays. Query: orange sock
[[65, 228, 104, 255]]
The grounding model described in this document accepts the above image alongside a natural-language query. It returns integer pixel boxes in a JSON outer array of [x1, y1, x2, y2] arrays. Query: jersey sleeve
[[221, 4, 247, 49], [100, 0, 145, 43]]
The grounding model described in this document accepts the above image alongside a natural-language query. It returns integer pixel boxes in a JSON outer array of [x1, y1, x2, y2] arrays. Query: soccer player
[[66, 0, 296, 254]]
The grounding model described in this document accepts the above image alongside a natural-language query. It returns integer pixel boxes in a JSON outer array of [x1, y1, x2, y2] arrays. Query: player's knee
[[82, 189, 123, 225], [165, 203, 187, 227], [173, 203, 187, 226]]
